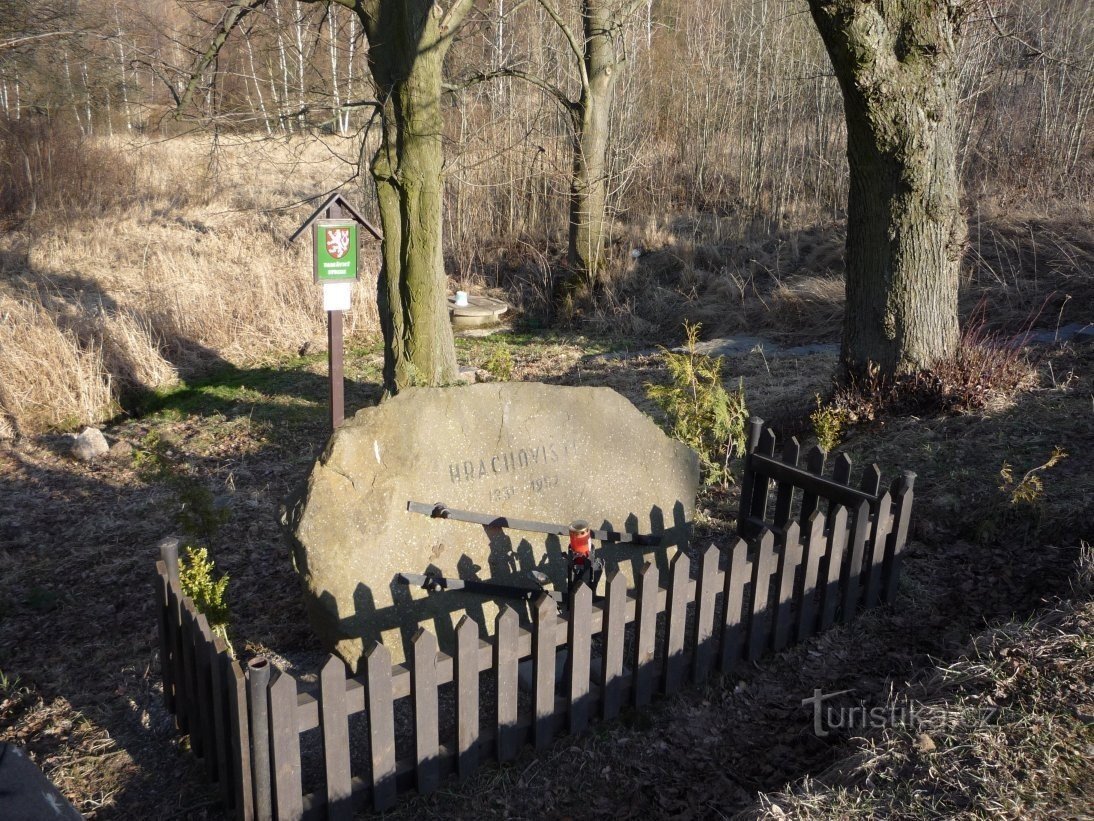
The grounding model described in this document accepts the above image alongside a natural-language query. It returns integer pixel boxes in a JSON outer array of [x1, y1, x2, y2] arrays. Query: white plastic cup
[[455, 290, 469, 307]]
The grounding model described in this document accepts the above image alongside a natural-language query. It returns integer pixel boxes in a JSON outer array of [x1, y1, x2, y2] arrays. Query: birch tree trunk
[[807, 0, 966, 378], [326, 5, 341, 133], [244, 29, 273, 135]]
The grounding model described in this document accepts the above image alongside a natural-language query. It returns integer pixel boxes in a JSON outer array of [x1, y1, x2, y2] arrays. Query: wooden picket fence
[[153, 420, 914, 820]]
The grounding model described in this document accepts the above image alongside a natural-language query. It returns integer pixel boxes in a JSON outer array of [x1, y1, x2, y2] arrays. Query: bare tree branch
[[176, 0, 270, 115]]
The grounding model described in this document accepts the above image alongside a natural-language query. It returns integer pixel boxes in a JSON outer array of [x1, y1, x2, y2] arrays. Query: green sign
[[313, 220, 359, 283]]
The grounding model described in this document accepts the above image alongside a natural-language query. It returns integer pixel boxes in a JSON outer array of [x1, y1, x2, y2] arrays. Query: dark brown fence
[[154, 422, 914, 821]]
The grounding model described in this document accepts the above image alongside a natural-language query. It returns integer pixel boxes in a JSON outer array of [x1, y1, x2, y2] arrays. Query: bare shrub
[[0, 118, 138, 222], [824, 324, 1038, 426]]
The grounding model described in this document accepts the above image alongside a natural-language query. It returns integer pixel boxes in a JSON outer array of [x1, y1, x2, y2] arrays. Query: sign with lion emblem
[[313, 220, 359, 283]]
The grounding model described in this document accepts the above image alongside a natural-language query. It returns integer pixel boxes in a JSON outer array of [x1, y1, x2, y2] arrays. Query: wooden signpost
[[290, 193, 381, 431]]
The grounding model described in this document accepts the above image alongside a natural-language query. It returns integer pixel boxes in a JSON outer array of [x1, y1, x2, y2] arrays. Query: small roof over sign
[[289, 192, 383, 243]]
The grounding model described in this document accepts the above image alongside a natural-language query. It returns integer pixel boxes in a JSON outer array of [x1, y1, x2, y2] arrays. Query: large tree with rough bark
[[183, 0, 468, 393], [807, 0, 967, 379]]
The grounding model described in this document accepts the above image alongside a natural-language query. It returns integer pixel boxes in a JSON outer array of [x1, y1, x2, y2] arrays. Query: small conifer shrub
[[179, 546, 233, 654], [647, 321, 748, 487]]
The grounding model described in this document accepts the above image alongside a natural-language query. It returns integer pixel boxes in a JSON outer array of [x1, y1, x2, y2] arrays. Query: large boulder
[[283, 382, 698, 667]]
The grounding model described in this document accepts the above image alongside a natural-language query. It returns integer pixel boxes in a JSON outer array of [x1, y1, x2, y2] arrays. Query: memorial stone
[[283, 382, 699, 667]]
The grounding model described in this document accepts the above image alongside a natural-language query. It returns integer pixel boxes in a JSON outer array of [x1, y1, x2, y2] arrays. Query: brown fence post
[[194, 614, 219, 780], [156, 537, 180, 715], [411, 629, 441, 795], [494, 607, 520, 763], [600, 571, 627, 720], [207, 634, 232, 799], [798, 445, 828, 527], [692, 545, 720, 684], [532, 594, 557, 750], [319, 655, 352, 821], [796, 511, 827, 643], [773, 521, 803, 651], [633, 562, 659, 707], [246, 658, 273, 821], [269, 670, 303, 820], [862, 490, 893, 609], [747, 428, 778, 530], [747, 530, 777, 661], [181, 605, 204, 757], [840, 500, 873, 622], [882, 471, 916, 604], [772, 437, 801, 527], [455, 616, 480, 783], [819, 506, 849, 630], [663, 551, 690, 694], [365, 643, 397, 812], [736, 417, 765, 535], [567, 583, 593, 735], [719, 539, 750, 674], [227, 659, 254, 821]]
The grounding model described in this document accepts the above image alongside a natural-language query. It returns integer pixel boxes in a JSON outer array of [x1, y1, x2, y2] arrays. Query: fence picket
[[773, 521, 803, 651], [494, 607, 520, 763], [177, 604, 199, 744], [859, 464, 882, 497], [720, 539, 751, 674], [153, 564, 175, 714], [748, 428, 778, 526], [180, 606, 204, 757], [796, 511, 827, 642], [832, 452, 852, 484], [747, 530, 778, 661], [819, 505, 849, 630], [841, 500, 872, 622], [158, 540, 180, 714], [664, 551, 690, 694], [882, 472, 916, 604], [862, 491, 893, 609], [209, 635, 232, 806], [194, 614, 219, 780], [269, 671, 303, 820], [567, 583, 593, 735], [692, 545, 720, 683], [151, 430, 916, 820], [319, 656, 352, 821], [532, 594, 557, 750], [455, 616, 480, 783], [411, 630, 440, 795], [365, 643, 397, 812], [737, 417, 765, 535], [798, 445, 827, 528], [227, 659, 254, 821], [633, 562, 659, 706], [601, 571, 627, 720], [772, 437, 801, 527]]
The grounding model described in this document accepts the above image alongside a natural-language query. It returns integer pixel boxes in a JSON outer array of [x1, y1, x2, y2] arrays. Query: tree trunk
[[807, 0, 965, 379], [362, 1, 460, 393], [567, 82, 614, 286], [562, 0, 621, 294]]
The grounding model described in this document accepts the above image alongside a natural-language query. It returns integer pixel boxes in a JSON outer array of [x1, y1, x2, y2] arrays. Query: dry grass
[[0, 133, 381, 435], [749, 549, 1094, 820]]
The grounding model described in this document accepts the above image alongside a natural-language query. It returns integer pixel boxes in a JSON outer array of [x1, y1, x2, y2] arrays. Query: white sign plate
[[323, 281, 353, 312]]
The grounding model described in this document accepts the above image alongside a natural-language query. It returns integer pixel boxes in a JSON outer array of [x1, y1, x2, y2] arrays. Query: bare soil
[[1, 329, 1091, 819]]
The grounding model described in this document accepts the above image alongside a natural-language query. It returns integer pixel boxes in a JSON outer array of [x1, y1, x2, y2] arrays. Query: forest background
[[1, 0, 1090, 434]]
